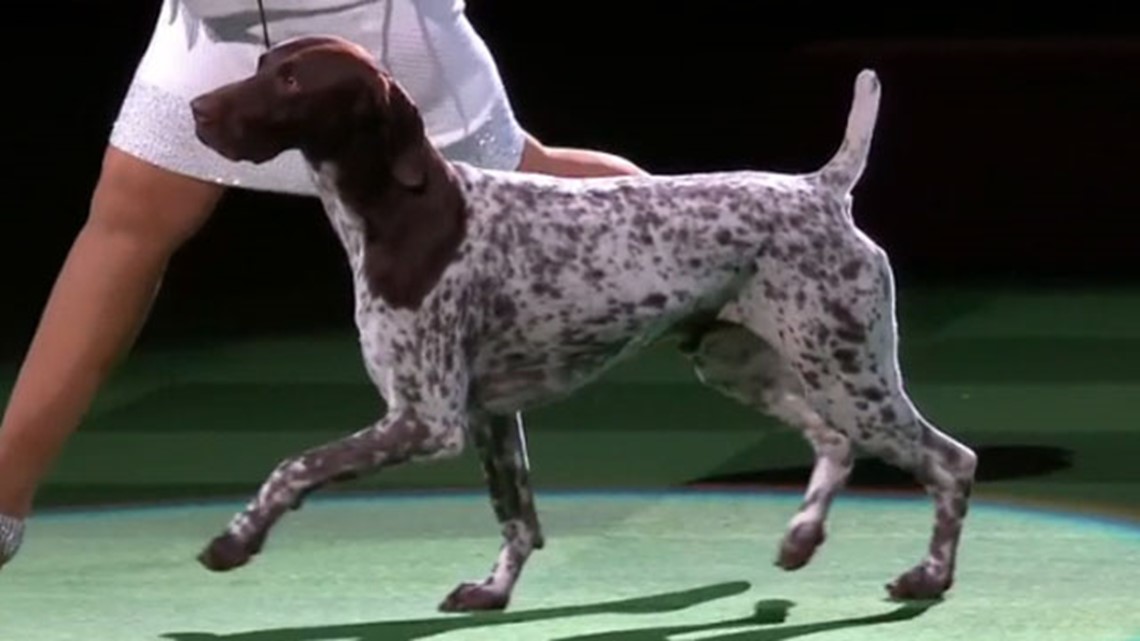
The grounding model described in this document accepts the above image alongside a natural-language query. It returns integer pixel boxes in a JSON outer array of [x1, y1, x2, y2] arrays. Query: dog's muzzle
[[0, 513, 25, 567]]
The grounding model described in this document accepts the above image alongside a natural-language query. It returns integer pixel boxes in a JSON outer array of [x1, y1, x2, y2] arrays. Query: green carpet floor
[[3, 492, 1138, 641], [1, 284, 1139, 639]]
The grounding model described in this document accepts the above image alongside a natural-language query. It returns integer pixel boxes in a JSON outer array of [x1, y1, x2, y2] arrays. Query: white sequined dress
[[111, 0, 528, 195]]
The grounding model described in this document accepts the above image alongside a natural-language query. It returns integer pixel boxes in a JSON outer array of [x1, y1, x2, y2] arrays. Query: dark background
[[3, 3, 1138, 357]]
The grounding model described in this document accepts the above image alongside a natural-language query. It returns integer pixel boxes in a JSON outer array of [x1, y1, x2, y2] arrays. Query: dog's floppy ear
[[384, 82, 430, 189]]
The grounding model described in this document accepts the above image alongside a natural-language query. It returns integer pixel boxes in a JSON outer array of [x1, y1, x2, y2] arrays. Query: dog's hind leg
[[439, 412, 544, 612], [734, 238, 977, 600], [685, 319, 854, 571]]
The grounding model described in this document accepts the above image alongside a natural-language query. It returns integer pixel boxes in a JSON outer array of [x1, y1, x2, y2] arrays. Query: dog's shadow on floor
[[162, 581, 938, 641], [551, 598, 936, 641]]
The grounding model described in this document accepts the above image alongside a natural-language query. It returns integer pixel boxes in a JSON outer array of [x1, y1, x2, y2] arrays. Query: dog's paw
[[886, 564, 952, 601], [775, 522, 825, 571], [197, 532, 261, 572], [438, 581, 510, 613]]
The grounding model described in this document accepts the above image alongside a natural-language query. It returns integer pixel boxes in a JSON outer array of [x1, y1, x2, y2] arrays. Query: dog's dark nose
[[190, 96, 218, 124]]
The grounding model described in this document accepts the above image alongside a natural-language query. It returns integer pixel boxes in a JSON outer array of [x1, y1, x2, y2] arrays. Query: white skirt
[[109, 0, 528, 196]]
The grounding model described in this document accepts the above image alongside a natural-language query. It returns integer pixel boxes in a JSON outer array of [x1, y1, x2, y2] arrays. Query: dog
[[189, 35, 977, 611]]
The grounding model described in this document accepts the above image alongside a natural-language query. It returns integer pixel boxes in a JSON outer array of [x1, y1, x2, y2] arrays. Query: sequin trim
[[108, 80, 526, 196], [0, 512, 24, 565]]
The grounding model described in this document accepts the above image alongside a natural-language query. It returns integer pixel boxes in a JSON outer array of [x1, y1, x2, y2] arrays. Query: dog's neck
[[305, 122, 468, 312]]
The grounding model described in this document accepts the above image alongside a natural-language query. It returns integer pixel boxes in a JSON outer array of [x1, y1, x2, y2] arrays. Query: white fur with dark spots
[[198, 69, 977, 607]]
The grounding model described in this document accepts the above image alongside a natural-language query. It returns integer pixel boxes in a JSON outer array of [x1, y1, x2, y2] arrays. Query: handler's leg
[[0, 0, 295, 567], [0, 147, 223, 525]]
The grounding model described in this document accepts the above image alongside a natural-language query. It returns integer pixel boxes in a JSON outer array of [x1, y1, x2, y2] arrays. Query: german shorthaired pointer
[[189, 35, 977, 611]]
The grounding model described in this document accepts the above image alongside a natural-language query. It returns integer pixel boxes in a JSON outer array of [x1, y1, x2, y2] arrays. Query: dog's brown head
[[191, 35, 425, 179], [192, 36, 465, 311]]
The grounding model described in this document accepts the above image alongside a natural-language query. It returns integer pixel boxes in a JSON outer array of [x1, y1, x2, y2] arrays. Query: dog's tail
[[813, 69, 882, 194]]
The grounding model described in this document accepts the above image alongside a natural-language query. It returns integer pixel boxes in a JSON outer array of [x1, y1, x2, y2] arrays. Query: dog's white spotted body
[[186, 46, 976, 611]]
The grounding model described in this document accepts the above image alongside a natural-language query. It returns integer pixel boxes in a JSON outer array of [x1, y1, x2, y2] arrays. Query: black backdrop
[[3, 3, 1138, 355]]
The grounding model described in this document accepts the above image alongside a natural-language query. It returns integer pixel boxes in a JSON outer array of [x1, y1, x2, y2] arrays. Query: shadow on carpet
[[162, 580, 937, 641], [554, 599, 936, 640], [162, 582, 749, 640]]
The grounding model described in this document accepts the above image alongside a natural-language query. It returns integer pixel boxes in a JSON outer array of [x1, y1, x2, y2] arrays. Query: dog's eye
[[275, 62, 300, 92]]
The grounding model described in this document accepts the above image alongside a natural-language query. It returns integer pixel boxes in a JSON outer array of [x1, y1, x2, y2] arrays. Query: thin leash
[[256, 0, 272, 48]]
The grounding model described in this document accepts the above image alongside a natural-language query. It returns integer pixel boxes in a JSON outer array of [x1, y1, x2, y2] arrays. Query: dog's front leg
[[197, 405, 467, 572], [439, 411, 543, 612]]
